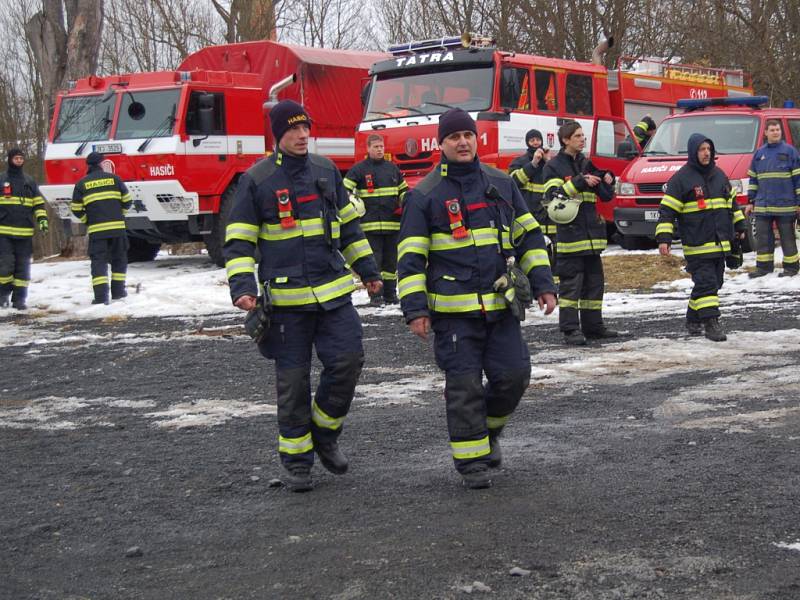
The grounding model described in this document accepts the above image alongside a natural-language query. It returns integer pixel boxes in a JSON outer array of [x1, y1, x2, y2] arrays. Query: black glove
[[243, 294, 272, 343]]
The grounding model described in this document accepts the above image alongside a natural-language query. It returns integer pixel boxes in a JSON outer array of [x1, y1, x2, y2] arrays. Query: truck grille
[[635, 198, 661, 206], [637, 182, 666, 194]]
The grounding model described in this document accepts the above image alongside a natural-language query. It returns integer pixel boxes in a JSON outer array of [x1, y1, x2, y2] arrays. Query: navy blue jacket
[[747, 141, 800, 216]]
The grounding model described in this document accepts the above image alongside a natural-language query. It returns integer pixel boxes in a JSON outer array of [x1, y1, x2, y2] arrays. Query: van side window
[[565, 74, 593, 116], [500, 67, 530, 111], [186, 91, 226, 135], [787, 120, 800, 152], [534, 70, 558, 112]]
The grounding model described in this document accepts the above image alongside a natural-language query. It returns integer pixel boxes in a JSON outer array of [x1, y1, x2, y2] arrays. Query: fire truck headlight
[[616, 182, 635, 196]]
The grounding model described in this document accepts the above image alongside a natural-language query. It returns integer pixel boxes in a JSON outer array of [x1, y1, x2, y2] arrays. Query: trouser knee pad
[[276, 366, 312, 428], [444, 372, 486, 439], [486, 368, 530, 418]]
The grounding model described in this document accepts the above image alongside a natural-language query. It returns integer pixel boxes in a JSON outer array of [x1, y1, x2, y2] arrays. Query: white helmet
[[547, 192, 580, 225]]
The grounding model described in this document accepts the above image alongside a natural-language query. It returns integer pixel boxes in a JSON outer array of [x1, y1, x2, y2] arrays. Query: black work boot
[[703, 317, 727, 342], [748, 269, 770, 279], [461, 463, 492, 489], [11, 288, 27, 310], [563, 330, 587, 346], [686, 320, 703, 336], [383, 281, 399, 304], [584, 327, 619, 340], [92, 297, 110, 305], [0, 293, 9, 308], [315, 442, 348, 475], [284, 466, 313, 493], [487, 432, 503, 469], [111, 282, 128, 299], [779, 270, 798, 278]]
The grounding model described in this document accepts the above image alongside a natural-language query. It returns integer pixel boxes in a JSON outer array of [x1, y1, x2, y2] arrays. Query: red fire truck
[[41, 40, 386, 265], [357, 37, 752, 216]]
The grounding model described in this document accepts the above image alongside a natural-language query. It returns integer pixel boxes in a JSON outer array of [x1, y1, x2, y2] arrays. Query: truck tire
[[127, 237, 161, 263], [205, 182, 237, 268]]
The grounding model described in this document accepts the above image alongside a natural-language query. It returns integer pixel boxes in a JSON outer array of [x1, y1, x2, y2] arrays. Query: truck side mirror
[[128, 101, 146, 121], [197, 93, 215, 135]]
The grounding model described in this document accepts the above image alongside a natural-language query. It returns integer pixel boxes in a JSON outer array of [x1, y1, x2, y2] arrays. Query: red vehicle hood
[[622, 153, 751, 184]]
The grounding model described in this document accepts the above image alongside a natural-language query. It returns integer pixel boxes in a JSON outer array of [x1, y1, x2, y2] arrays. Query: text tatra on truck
[[40, 36, 753, 264]]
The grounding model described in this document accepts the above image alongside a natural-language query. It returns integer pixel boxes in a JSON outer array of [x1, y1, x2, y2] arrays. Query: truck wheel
[[205, 182, 237, 268], [127, 237, 161, 263]]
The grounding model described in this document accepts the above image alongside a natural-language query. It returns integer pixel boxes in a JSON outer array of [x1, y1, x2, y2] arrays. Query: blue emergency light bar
[[388, 36, 465, 56], [677, 96, 769, 110]]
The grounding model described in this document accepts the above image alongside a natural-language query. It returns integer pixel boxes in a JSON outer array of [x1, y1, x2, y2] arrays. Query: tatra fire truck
[[357, 36, 752, 228], [613, 96, 800, 249], [41, 41, 386, 265]]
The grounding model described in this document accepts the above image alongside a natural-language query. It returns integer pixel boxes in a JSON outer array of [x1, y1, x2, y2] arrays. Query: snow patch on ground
[[0, 395, 157, 430], [145, 399, 277, 429], [355, 373, 440, 407], [774, 542, 800, 552]]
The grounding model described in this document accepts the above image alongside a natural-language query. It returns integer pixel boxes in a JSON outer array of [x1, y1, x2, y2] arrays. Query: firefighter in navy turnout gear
[[398, 108, 557, 489], [343, 134, 409, 306], [542, 121, 618, 346], [71, 152, 132, 304], [657, 133, 747, 342], [0, 148, 48, 310], [509, 129, 557, 278], [224, 100, 382, 493], [632, 115, 657, 146], [744, 119, 800, 278]]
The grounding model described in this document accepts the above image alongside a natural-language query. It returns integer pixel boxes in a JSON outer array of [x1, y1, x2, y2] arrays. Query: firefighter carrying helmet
[[547, 191, 581, 225]]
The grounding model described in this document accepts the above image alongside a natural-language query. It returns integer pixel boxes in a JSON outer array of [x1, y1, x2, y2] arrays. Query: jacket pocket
[[262, 264, 305, 283]]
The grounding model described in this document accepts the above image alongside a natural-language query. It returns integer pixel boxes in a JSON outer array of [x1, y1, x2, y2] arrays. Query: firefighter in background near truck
[[542, 121, 618, 346], [744, 119, 800, 278], [509, 129, 558, 280], [0, 148, 47, 310], [70, 152, 132, 305], [343, 133, 409, 306], [632, 115, 657, 146], [397, 108, 557, 489], [224, 100, 382, 493], [657, 133, 747, 342]]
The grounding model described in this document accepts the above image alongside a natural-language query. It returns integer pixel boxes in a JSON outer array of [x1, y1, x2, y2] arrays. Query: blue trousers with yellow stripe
[[259, 303, 364, 468], [755, 215, 798, 274], [88, 235, 128, 302], [685, 256, 724, 322], [431, 313, 531, 473], [0, 236, 32, 305]]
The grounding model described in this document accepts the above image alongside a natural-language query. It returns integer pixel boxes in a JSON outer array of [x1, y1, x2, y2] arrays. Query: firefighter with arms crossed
[[657, 133, 747, 342], [71, 152, 132, 304], [744, 119, 800, 278], [0, 148, 48, 310], [509, 129, 557, 276], [343, 134, 409, 306], [398, 108, 557, 489], [542, 121, 618, 346], [224, 100, 382, 492]]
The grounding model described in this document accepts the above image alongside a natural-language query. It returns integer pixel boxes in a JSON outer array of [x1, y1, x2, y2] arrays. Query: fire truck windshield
[[116, 89, 180, 140], [644, 115, 760, 156], [364, 66, 493, 121], [54, 95, 112, 143]]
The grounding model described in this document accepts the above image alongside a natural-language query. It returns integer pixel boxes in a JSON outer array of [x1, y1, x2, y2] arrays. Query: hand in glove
[[349, 194, 366, 218], [38, 219, 49, 233]]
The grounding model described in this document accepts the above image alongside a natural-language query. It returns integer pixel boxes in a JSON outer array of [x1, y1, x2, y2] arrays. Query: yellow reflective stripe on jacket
[[270, 274, 355, 307], [563, 179, 579, 197], [683, 241, 730, 256], [681, 197, 728, 213], [688, 295, 719, 310], [755, 171, 792, 179], [34, 209, 48, 219], [0, 197, 36, 206], [0, 225, 35, 236], [311, 400, 344, 430], [398, 274, 426, 298], [354, 186, 401, 198], [519, 248, 550, 274], [343, 177, 357, 191], [660, 194, 683, 212], [511, 168, 530, 184], [522, 182, 545, 193], [512, 212, 539, 241], [339, 202, 359, 224], [428, 291, 506, 313], [259, 218, 324, 241], [655, 222, 674, 236], [557, 239, 607, 253], [278, 432, 313, 454], [342, 238, 372, 265], [544, 178, 564, 192], [732, 210, 745, 223], [754, 205, 797, 214], [225, 256, 256, 278], [362, 221, 401, 232], [450, 436, 491, 460], [87, 221, 126, 235], [83, 190, 122, 206], [398, 236, 430, 260], [429, 227, 501, 252], [225, 222, 259, 243]]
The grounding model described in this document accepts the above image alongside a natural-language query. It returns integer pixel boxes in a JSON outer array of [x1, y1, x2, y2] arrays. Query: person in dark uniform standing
[[0, 148, 48, 310], [344, 134, 408, 306], [632, 115, 657, 147], [398, 108, 557, 489], [224, 100, 382, 492], [542, 121, 618, 346], [509, 129, 556, 278], [656, 133, 747, 342], [71, 152, 132, 304]]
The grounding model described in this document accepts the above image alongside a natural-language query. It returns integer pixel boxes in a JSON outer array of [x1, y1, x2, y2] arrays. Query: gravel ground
[[1, 298, 800, 599]]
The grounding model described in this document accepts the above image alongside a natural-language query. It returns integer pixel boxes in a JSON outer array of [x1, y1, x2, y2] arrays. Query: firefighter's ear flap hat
[[7, 147, 23, 168], [547, 192, 581, 225], [270, 100, 312, 145]]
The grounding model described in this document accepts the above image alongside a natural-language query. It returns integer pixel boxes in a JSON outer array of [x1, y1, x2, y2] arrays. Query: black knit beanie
[[86, 152, 103, 166], [437, 108, 477, 143], [270, 100, 312, 145]]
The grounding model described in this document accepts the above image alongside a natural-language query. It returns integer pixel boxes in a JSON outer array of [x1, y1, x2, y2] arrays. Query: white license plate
[[93, 143, 123, 154], [644, 210, 660, 221]]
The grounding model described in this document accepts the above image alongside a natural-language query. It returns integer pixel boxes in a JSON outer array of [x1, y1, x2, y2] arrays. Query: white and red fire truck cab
[[613, 96, 800, 249], [41, 40, 386, 264]]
